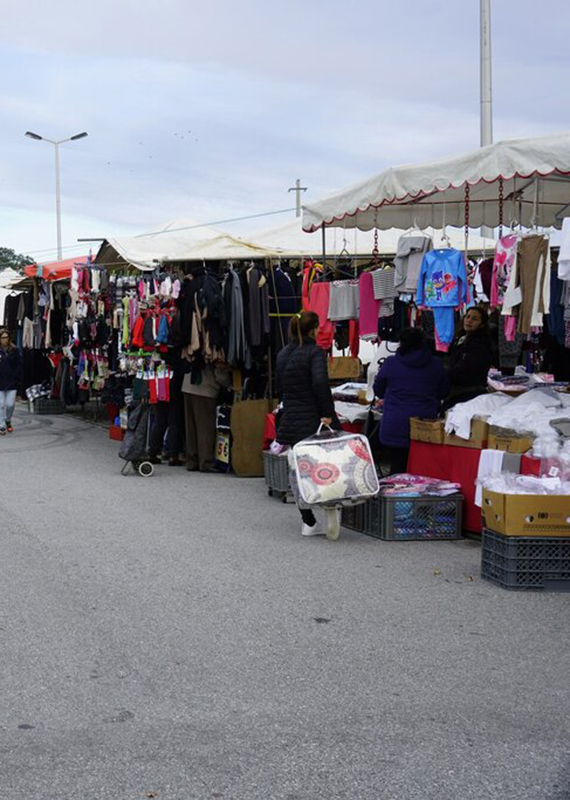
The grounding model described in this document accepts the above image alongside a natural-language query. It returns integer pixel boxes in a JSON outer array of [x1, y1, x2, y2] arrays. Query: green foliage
[[0, 247, 32, 274]]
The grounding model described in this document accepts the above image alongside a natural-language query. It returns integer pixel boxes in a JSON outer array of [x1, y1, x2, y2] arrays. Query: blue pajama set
[[416, 249, 470, 351]]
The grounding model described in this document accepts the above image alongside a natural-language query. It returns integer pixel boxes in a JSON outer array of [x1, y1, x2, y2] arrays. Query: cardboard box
[[444, 416, 489, 449], [487, 425, 533, 454], [482, 488, 570, 537], [410, 417, 445, 445]]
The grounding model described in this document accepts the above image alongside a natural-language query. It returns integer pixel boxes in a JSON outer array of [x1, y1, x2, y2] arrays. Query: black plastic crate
[[263, 451, 291, 500], [31, 397, 65, 415], [363, 493, 463, 541], [341, 503, 367, 533], [481, 529, 570, 591]]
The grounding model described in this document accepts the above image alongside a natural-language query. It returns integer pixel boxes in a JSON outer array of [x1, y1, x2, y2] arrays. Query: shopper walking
[[0, 328, 22, 435], [374, 327, 448, 474], [275, 310, 340, 540]]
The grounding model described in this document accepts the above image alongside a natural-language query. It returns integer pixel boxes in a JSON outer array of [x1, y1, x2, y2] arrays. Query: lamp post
[[25, 130, 88, 261]]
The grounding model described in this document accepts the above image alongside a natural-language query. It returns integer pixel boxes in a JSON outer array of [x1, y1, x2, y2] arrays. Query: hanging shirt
[[491, 233, 518, 308], [416, 248, 469, 307], [393, 235, 433, 294], [371, 267, 397, 300], [328, 280, 359, 321]]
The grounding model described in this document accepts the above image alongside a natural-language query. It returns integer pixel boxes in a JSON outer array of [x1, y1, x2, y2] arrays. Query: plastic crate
[[30, 397, 65, 415], [341, 503, 367, 533], [481, 529, 570, 591], [363, 493, 463, 541], [263, 451, 291, 498]]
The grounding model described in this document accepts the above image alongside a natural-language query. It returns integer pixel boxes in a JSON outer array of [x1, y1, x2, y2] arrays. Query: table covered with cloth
[[407, 441, 540, 532]]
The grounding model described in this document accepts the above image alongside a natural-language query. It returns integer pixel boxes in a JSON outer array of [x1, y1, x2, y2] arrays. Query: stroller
[[118, 403, 155, 477]]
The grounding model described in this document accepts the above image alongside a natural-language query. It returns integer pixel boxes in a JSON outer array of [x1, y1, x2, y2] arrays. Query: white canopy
[[303, 131, 570, 232], [95, 217, 280, 271], [247, 218, 495, 257]]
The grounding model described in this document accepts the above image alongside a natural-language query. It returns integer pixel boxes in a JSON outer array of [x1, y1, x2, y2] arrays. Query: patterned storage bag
[[289, 425, 379, 508]]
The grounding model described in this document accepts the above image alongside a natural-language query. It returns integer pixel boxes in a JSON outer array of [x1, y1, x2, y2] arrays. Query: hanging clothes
[[416, 248, 469, 352], [558, 217, 570, 280], [371, 266, 397, 300], [359, 272, 379, 340], [328, 280, 359, 321], [516, 235, 549, 334], [492, 233, 519, 309], [393, 235, 433, 295], [306, 282, 334, 351]]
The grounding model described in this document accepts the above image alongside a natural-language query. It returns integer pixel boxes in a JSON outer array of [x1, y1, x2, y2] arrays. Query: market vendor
[[373, 327, 448, 474], [443, 306, 494, 411]]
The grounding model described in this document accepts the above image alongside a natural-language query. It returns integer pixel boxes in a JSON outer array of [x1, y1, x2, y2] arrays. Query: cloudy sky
[[0, 0, 568, 262]]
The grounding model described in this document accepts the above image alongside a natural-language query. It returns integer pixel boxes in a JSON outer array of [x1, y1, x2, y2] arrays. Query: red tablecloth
[[263, 413, 364, 450], [407, 442, 542, 533]]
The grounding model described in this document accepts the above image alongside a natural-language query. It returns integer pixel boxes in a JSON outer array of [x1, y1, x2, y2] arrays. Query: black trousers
[[385, 446, 410, 475], [300, 508, 317, 526], [149, 397, 183, 458]]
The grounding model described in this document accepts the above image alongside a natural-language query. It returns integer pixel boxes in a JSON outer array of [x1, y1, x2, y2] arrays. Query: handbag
[[327, 356, 362, 380], [289, 424, 379, 507]]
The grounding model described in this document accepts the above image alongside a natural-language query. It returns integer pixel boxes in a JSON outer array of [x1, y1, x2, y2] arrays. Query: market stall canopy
[[248, 218, 495, 257], [302, 131, 570, 232], [94, 218, 281, 271], [24, 256, 88, 281]]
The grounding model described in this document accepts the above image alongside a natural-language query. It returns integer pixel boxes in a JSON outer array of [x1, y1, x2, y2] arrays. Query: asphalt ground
[[0, 405, 569, 800]]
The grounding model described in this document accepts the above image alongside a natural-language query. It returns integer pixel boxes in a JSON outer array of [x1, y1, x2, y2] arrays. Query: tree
[[0, 247, 33, 274]]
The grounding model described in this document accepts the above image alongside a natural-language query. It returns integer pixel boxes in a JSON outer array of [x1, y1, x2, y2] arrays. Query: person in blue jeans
[[374, 327, 449, 474], [0, 328, 22, 435]]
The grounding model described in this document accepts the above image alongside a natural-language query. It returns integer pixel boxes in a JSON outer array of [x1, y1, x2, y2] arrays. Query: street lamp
[[25, 130, 88, 261]]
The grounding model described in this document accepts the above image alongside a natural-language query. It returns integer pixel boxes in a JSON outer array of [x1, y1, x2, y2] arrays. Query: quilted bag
[[289, 426, 379, 507]]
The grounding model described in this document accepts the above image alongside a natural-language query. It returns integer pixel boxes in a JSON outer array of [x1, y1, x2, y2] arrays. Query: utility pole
[[480, 0, 493, 237], [288, 178, 307, 218]]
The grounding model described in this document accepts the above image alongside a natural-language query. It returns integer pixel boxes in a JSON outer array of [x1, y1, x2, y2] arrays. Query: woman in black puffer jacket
[[275, 311, 339, 538]]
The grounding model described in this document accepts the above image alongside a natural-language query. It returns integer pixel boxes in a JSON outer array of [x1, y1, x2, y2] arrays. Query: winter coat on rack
[[275, 339, 337, 445]]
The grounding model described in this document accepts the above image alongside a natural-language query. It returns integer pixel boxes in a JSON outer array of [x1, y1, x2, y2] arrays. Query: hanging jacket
[[275, 339, 336, 445], [416, 248, 469, 307], [0, 347, 22, 391], [373, 345, 449, 447]]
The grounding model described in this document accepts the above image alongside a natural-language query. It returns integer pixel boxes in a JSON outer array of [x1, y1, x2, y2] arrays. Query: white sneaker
[[325, 507, 341, 541], [301, 522, 324, 537]]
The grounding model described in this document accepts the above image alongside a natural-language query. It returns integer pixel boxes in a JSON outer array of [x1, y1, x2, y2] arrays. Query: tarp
[[303, 131, 570, 232], [24, 256, 88, 281], [94, 218, 281, 271], [247, 218, 495, 257]]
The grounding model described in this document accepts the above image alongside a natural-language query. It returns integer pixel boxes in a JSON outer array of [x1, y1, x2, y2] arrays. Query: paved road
[[0, 407, 569, 800]]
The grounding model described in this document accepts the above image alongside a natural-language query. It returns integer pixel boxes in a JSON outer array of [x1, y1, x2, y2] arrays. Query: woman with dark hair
[[275, 310, 339, 538], [444, 306, 494, 410], [373, 327, 448, 474], [0, 328, 22, 435]]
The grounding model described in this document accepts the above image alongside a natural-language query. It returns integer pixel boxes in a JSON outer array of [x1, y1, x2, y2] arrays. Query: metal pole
[[480, 0, 493, 147], [288, 178, 307, 217], [54, 142, 63, 260], [480, 0, 493, 237]]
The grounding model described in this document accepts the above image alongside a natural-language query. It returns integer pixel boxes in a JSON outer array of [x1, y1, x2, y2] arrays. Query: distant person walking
[[0, 328, 22, 435]]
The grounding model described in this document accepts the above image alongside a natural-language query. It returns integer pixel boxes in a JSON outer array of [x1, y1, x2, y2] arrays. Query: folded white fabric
[[475, 449, 505, 507], [445, 393, 511, 440]]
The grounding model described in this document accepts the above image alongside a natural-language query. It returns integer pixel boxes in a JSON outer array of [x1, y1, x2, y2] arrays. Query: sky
[[0, 0, 569, 263]]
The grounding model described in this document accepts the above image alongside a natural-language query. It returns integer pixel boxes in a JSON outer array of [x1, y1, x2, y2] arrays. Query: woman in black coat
[[275, 310, 338, 539], [443, 306, 494, 410], [0, 328, 22, 434]]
